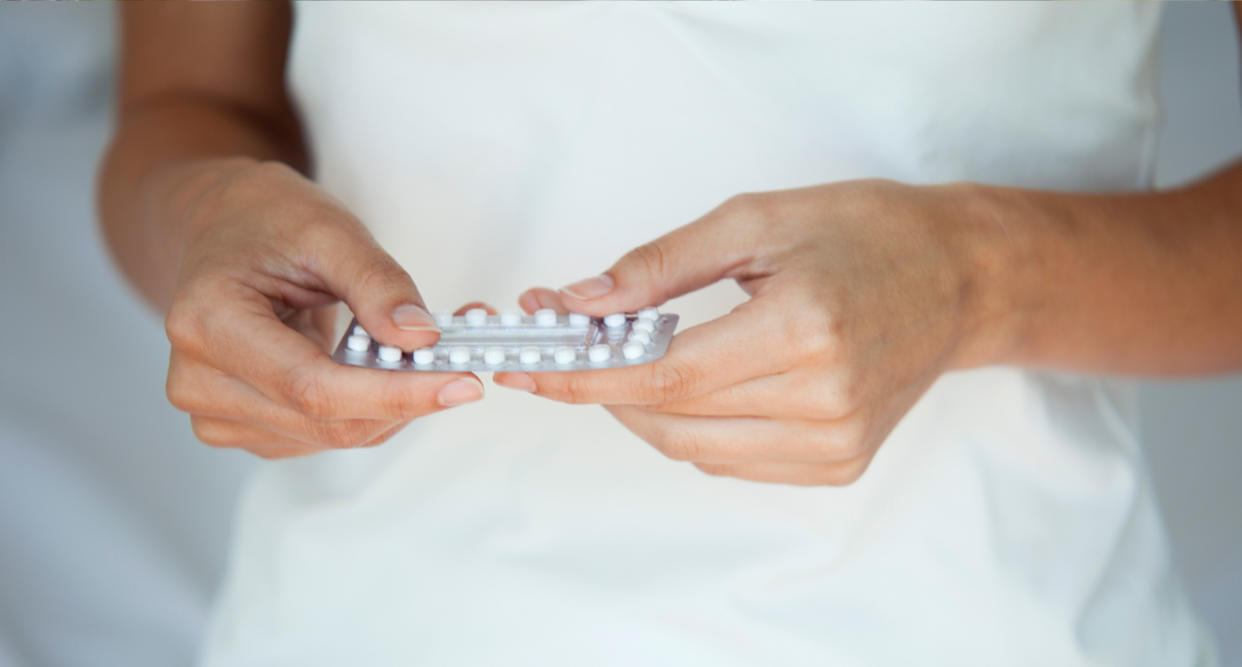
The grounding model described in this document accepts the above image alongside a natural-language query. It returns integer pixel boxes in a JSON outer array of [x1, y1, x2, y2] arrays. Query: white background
[[0, 3, 1238, 665]]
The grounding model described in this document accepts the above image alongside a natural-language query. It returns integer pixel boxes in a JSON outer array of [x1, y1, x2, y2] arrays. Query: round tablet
[[567, 312, 591, 327], [412, 348, 435, 366], [626, 329, 651, 346], [519, 347, 542, 365], [554, 347, 576, 365], [637, 307, 659, 321], [535, 308, 558, 327], [484, 346, 506, 365], [465, 308, 488, 327], [631, 318, 655, 334], [622, 342, 645, 360], [500, 310, 523, 326], [449, 346, 472, 365], [377, 345, 403, 363], [352, 324, 368, 337], [603, 313, 627, 328], [346, 334, 371, 352], [433, 311, 453, 327], [588, 344, 611, 363]]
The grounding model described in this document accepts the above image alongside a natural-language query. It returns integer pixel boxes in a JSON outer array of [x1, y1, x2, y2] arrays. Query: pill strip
[[332, 307, 678, 372]]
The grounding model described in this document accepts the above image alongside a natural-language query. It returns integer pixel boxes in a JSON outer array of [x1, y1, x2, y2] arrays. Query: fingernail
[[392, 304, 440, 331], [438, 377, 484, 407], [560, 274, 614, 300], [496, 372, 536, 393]]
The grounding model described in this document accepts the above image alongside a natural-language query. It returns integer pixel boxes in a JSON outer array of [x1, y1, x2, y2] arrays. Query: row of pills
[[429, 307, 661, 330], [352, 342, 642, 367]]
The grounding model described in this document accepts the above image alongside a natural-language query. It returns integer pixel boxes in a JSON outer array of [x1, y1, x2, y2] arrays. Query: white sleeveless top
[[203, 4, 1214, 665]]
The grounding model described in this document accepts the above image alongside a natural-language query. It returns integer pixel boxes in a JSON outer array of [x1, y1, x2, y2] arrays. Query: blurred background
[[0, 3, 1238, 665]]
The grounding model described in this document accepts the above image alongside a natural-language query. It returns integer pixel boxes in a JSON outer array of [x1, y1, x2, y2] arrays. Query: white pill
[[567, 312, 591, 327], [377, 345, 403, 363], [346, 334, 371, 352], [535, 308, 558, 327], [604, 313, 627, 328], [412, 348, 435, 365], [632, 318, 655, 334], [500, 310, 523, 326], [484, 346, 506, 365], [554, 347, 576, 365], [637, 307, 659, 321], [433, 311, 453, 327], [627, 329, 652, 346], [449, 346, 472, 365], [352, 324, 368, 337], [519, 347, 542, 365], [465, 308, 489, 327], [622, 342, 645, 360], [588, 344, 611, 363]]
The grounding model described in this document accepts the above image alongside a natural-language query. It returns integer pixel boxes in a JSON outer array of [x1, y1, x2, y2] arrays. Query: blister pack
[[332, 307, 678, 372]]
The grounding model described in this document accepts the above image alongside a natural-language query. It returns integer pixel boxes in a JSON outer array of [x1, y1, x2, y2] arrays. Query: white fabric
[[204, 3, 1212, 665]]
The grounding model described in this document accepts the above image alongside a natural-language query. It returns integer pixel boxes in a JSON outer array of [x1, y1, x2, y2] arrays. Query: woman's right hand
[[162, 159, 483, 458]]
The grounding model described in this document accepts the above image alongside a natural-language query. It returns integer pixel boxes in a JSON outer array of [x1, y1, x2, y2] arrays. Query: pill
[[433, 311, 453, 327], [519, 347, 542, 365], [449, 346, 472, 365], [604, 313, 627, 328], [588, 344, 611, 363], [568, 312, 591, 327], [352, 324, 368, 337], [484, 346, 506, 365], [622, 342, 645, 360], [554, 347, 576, 365], [378, 345, 403, 363], [413, 348, 435, 365], [627, 329, 652, 346], [465, 308, 489, 327], [535, 308, 558, 327], [631, 318, 655, 334], [500, 310, 523, 326], [346, 334, 371, 352], [637, 307, 659, 321]]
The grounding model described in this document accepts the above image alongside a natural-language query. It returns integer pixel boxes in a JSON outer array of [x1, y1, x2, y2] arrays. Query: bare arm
[[99, 1, 305, 311], [98, 3, 482, 459]]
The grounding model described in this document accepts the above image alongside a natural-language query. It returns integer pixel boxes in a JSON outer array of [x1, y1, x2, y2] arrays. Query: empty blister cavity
[[333, 309, 677, 372]]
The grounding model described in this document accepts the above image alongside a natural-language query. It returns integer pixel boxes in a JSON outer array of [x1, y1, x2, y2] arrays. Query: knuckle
[[657, 426, 709, 462], [282, 367, 333, 418], [624, 241, 670, 285], [787, 304, 839, 360], [642, 360, 700, 404], [693, 462, 733, 478], [190, 417, 232, 449], [718, 192, 776, 227], [821, 458, 870, 487], [164, 304, 204, 352], [165, 376, 199, 414], [556, 374, 595, 405]]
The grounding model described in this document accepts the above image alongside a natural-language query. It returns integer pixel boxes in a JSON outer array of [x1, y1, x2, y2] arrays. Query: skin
[[102, 3, 1242, 481]]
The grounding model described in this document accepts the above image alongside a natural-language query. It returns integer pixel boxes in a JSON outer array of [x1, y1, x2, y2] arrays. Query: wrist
[[937, 182, 1046, 371]]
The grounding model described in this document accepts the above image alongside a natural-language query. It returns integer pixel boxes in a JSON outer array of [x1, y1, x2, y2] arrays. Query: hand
[[162, 160, 484, 459], [496, 181, 996, 485]]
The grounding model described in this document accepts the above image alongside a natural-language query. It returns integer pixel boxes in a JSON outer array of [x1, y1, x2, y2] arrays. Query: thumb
[[314, 228, 440, 351], [557, 206, 756, 316]]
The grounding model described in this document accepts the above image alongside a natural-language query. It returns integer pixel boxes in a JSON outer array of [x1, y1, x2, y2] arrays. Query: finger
[[518, 287, 570, 315], [494, 299, 796, 405], [607, 405, 866, 463], [692, 458, 873, 487], [306, 221, 441, 351], [556, 197, 764, 316], [190, 415, 323, 458], [170, 284, 484, 419], [454, 302, 498, 316], [169, 356, 405, 446], [642, 368, 854, 421]]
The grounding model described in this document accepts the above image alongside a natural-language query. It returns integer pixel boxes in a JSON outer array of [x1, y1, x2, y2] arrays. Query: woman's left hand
[[495, 180, 1007, 486]]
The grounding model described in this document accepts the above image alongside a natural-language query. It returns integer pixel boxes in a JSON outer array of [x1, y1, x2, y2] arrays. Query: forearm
[[97, 98, 306, 313], [959, 161, 1242, 376]]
